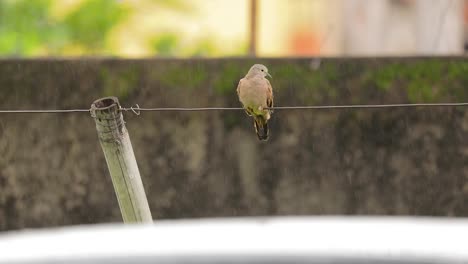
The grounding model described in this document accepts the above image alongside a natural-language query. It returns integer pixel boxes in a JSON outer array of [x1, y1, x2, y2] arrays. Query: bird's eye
[[261, 69, 264, 72]]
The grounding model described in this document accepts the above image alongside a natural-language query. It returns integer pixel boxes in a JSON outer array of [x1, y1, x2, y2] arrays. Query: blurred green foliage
[[150, 33, 231, 57], [0, 0, 128, 55], [152, 33, 180, 56], [0, 0, 241, 57], [63, 0, 128, 52], [0, 0, 61, 55]]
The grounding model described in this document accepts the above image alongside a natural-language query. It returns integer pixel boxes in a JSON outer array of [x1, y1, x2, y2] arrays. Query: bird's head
[[246, 64, 272, 79]]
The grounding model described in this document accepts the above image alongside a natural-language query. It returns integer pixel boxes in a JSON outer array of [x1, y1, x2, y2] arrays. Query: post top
[[91, 96, 120, 111], [90, 96, 122, 120]]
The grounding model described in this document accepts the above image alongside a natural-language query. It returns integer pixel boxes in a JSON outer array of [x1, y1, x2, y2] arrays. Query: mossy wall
[[1, 57, 468, 231]]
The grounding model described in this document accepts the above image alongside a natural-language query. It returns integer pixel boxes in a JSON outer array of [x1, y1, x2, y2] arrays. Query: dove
[[237, 64, 274, 141]]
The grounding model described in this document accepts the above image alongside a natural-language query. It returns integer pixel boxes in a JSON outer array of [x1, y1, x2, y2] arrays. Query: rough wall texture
[[1, 58, 468, 231]]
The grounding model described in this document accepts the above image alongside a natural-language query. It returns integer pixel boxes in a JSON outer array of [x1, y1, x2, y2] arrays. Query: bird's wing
[[237, 78, 253, 116], [266, 79, 274, 112], [236, 78, 243, 97]]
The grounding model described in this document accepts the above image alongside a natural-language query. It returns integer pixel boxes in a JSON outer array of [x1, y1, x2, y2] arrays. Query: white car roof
[[0, 216, 467, 264]]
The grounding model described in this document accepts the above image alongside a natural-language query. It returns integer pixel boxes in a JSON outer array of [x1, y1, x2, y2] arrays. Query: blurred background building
[[0, 0, 466, 57]]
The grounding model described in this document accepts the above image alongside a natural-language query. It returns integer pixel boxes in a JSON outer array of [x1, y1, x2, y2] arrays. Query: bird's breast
[[239, 79, 268, 108]]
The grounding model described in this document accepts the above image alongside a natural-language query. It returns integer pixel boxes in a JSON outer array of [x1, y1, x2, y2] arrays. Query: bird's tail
[[253, 116, 269, 141]]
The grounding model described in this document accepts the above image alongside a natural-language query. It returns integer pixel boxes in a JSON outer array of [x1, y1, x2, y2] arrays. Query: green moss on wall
[[100, 66, 139, 100]]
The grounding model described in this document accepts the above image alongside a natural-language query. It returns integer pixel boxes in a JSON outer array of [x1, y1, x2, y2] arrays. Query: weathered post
[[90, 96, 152, 223]]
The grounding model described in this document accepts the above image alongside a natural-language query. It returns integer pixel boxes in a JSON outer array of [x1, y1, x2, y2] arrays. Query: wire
[[120, 102, 468, 112], [121, 107, 243, 112], [1, 102, 467, 114], [119, 103, 468, 112], [268, 102, 468, 110], [0, 109, 90, 114]]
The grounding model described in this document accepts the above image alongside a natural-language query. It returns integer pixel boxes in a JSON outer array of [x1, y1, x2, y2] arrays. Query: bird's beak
[[266, 72, 272, 78]]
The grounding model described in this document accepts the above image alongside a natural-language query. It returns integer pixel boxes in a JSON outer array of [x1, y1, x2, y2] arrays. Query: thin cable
[[0, 102, 468, 114], [120, 102, 468, 112], [270, 102, 468, 110], [121, 107, 243, 112], [0, 109, 90, 113]]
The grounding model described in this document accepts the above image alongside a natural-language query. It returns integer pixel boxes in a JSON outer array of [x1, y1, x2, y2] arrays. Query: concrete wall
[[1, 58, 467, 231]]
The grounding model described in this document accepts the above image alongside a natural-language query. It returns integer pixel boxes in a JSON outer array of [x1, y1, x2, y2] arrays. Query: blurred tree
[[0, 0, 65, 55], [151, 33, 223, 56], [146, 0, 191, 12], [191, 37, 219, 56], [152, 33, 180, 56], [63, 0, 129, 53], [0, 0, 130, 56], [0, 0, 242, 57]]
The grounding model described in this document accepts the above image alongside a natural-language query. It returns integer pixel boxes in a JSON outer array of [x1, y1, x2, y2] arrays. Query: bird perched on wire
[[237, 64, 274, 141]]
